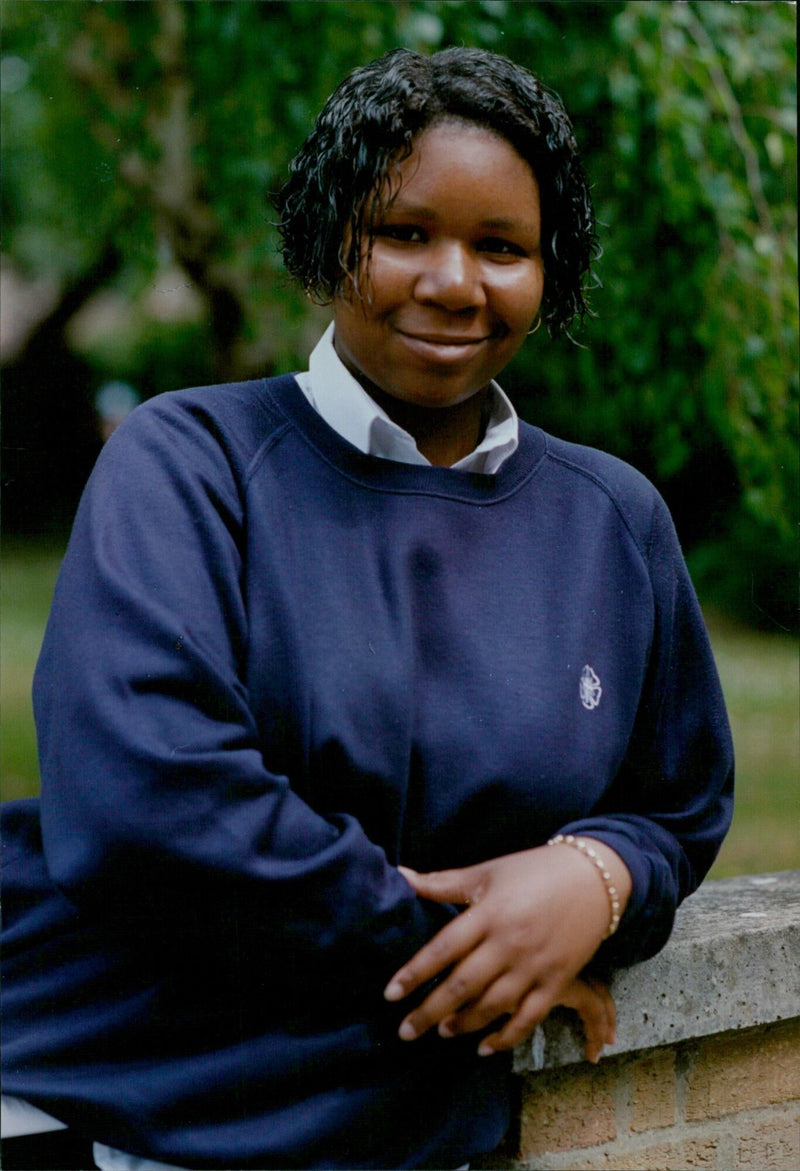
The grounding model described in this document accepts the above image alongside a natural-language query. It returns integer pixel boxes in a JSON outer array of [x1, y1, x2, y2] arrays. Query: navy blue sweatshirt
[[2, 374, 733, 1169]]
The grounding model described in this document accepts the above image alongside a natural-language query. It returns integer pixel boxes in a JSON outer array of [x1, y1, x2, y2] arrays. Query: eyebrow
[[383, 202, 539, 236], [481, 216, 539, 234]]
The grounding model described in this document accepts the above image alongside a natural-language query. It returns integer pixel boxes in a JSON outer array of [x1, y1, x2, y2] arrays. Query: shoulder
[[539, 430, 658, 504], [522, 424, 671, 557], [103, 374, 300, 481], [128, 374, 297, 460]]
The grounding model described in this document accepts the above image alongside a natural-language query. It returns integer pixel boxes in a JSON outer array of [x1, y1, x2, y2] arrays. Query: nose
[[413, 241, 486, 311]]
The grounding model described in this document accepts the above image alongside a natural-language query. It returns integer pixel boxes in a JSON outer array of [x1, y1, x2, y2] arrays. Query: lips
[[397, 330, 490, 346], [394, 328, 494, 364]]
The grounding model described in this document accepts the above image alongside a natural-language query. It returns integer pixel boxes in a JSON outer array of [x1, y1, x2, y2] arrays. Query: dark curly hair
[[274, 47, 598, 336]]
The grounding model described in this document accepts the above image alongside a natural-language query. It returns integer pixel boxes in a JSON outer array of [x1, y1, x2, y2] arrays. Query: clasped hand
[[384, 844, 624, 1062]]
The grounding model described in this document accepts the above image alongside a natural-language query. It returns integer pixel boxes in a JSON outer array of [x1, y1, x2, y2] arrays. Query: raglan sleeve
[[34, 393, 451, 992], [554, 487, 734, 968]]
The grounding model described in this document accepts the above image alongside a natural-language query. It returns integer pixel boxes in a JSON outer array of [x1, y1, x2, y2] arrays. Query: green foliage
[[602, 2, 798, 626], [2, 0, 796, 627]]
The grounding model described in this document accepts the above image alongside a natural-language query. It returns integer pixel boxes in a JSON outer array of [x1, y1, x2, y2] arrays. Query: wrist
[[547, 834, 632, 939]]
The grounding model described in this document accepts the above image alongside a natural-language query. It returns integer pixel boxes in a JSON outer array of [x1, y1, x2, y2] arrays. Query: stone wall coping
[[513, 870, 800, 1073]]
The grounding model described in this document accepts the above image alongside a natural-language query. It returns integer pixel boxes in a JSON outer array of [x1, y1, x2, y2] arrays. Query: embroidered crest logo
[[579, 665, 602, 710]]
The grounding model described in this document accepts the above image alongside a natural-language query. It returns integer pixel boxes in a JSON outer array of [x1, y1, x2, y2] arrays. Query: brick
[[561, 1149, 643, 1170], [574, 1146, 674, 1170], [519, 1063, 616, 1155], [685, 1020, 800, 1121], [629, 1048, 677, 1133], [567, 1137, 719, 1170], [737, 1108, 800, 1169], [677, 1139, 720, 1168]]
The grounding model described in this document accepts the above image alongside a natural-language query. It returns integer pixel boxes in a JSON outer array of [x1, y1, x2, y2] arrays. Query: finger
[[584, 976, 617, 1041], [437, 970, 526, 1038], [476, 984, 551, 1056], [475, 978, 618, 1063], [384, 907, 484, 1002], [556, 978, 615, 1063], [578, 977, 617, 1054], [397, 944, 507, 1041], [396, 864, 487, 907]]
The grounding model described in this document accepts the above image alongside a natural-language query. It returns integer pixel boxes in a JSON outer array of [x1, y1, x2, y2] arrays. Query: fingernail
[[399, 1020, 417, 1041], [438, 1020, 457, 1038], [477, 1041, 494, 1057], [384, 981, 404, 1002]]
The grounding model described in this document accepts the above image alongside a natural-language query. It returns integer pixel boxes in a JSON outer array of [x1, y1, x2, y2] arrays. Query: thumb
[[397, 863, 484, 906]]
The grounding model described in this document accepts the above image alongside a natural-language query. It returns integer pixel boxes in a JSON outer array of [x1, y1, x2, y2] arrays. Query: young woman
[[2, 47, 733, 1171]]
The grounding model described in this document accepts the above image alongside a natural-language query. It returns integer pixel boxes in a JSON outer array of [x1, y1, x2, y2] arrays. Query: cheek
[[364, 252, 414, 307], [497, 270, 545, 330], [332, 296, 394, 383]]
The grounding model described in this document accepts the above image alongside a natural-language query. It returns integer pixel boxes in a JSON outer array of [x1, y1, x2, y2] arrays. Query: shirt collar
[[297, 322, 519, 474]]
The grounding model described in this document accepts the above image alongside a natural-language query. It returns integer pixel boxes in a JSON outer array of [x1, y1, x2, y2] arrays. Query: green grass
[[2, 543, 798, 876], [704, 610, 799, 878], [1, 542, 65, 803]]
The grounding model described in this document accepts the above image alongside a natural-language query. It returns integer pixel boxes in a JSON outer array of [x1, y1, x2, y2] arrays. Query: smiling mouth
[[393, 330, 496, 366], [397, 330, 491, 346]]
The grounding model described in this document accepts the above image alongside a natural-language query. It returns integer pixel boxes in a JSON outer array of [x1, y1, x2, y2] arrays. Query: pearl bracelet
[[547, 834, 621, 939]]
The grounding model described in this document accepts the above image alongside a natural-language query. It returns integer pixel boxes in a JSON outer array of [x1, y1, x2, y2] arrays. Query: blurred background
[[2, 0, 797, 876]]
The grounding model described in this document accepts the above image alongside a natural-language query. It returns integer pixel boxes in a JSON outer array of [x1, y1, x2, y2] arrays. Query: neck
[[361, 381, 492, 467]]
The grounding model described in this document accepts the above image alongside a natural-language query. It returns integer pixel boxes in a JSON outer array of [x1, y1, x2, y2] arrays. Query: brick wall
[[482, 872, 800, 1171], [515, 1019, 800, 1170]]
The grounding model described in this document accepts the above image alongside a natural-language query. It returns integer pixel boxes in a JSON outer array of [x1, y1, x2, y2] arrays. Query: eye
[[477, 237, 528, 259], [373, 224, 427, 244]]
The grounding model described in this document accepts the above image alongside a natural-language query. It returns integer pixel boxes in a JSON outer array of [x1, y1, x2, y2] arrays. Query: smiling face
[[332, 120, 544, 415]]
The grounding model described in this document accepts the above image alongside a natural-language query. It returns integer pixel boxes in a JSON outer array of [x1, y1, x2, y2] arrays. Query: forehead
[[381, 120, 540, 227]]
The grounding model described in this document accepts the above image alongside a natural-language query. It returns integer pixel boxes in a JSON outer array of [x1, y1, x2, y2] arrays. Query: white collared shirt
[[294, 322, 519, 473]]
